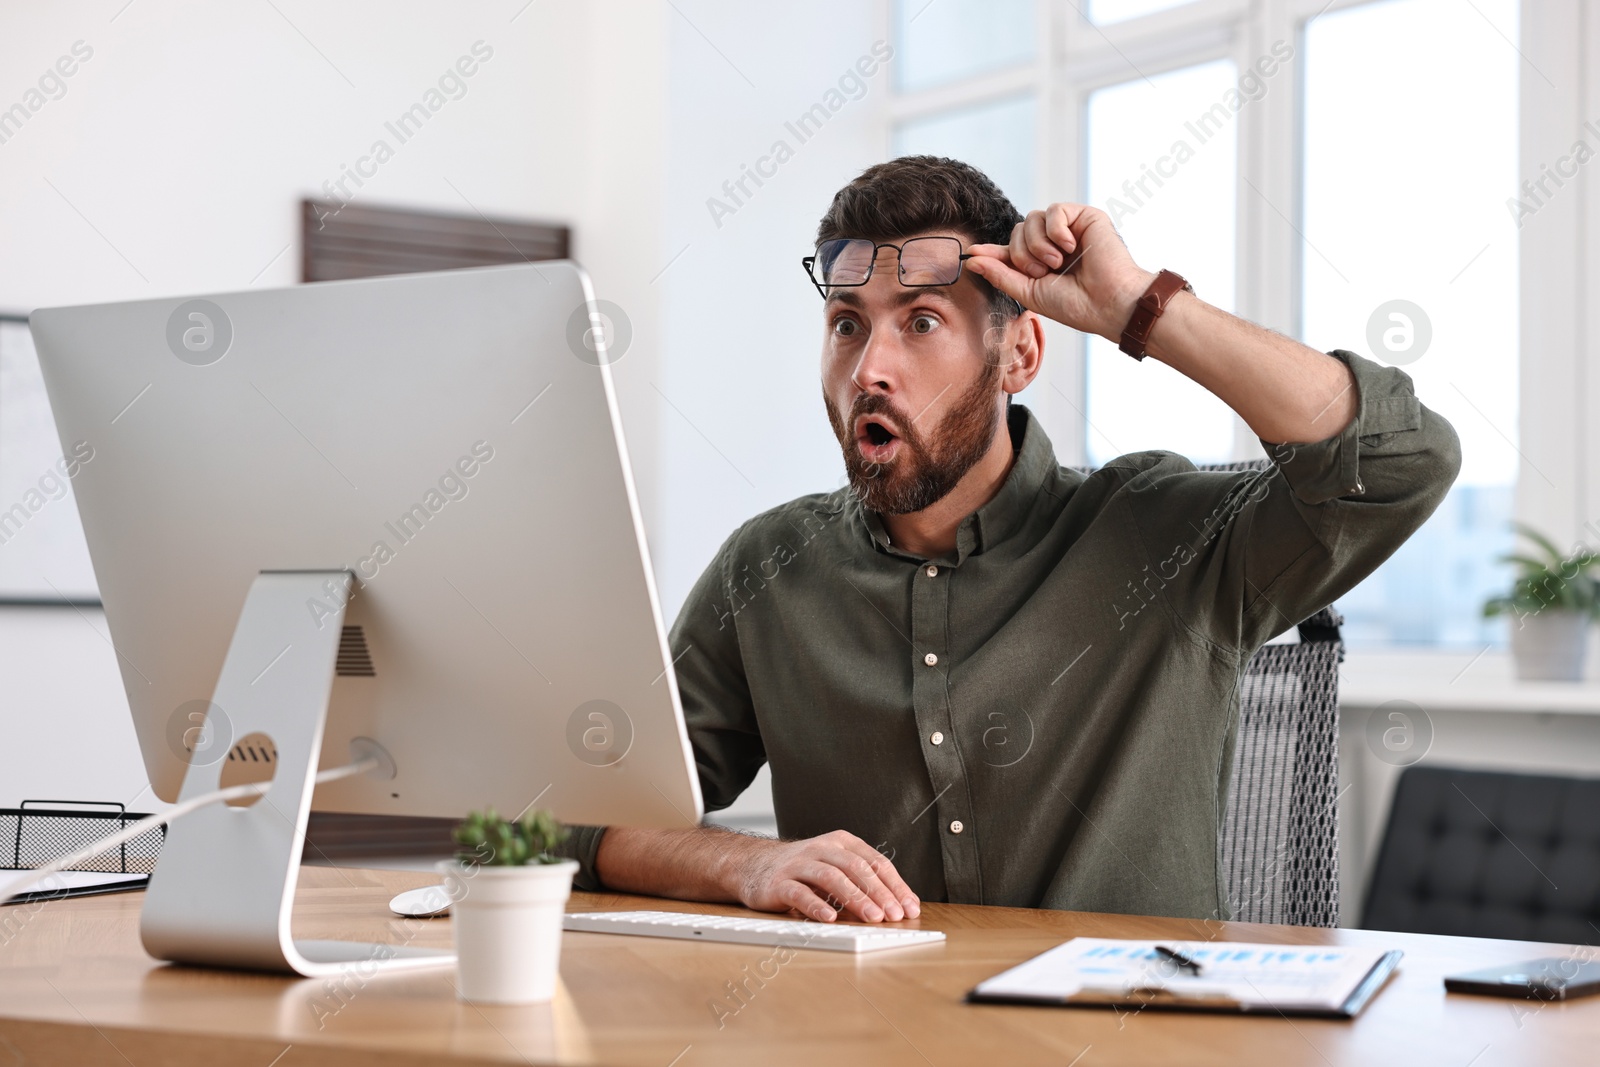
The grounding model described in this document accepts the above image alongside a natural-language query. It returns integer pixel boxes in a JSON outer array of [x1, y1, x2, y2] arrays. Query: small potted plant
[[437, 807, 578, 1004], [1482, 522, 1600, 681]]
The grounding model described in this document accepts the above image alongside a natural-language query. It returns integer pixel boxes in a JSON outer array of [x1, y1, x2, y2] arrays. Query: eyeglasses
[[801, 237, 972, 299]]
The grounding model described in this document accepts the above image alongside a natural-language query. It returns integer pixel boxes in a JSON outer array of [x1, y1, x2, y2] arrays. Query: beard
[[824, 358, 1004, 516]]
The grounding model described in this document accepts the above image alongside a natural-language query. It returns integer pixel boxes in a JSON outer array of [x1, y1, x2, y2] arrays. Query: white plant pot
[[1509, 610, 1591, 681], [437, 857, 578, 1004]]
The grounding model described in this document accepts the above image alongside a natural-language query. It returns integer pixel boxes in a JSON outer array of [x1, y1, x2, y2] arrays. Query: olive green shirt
[[566, 349, 1461, 920]]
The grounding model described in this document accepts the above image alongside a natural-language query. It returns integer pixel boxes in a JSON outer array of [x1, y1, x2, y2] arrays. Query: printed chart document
[[968, 938, 1402, 1018]]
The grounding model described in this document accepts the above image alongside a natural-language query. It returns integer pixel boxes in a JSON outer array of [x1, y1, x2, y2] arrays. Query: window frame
[[885, 0, 1584, 654]]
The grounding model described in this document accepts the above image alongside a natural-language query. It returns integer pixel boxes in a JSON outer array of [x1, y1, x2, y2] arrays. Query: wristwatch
[[1118, 269, 1193, 360]]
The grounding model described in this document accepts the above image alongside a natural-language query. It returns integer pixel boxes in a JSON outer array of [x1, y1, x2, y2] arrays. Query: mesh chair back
[[1222, 605, 1343, 926], [1071, 458, 1343, 926]]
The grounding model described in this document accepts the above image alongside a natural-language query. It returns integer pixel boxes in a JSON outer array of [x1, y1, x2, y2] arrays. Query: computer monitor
[[29, 261, 703, 975]]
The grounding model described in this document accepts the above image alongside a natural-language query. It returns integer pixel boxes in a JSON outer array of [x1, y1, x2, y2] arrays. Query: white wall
[[0, 0, 888, 815], [0, 0, 669, 521], [0, 0, 671, 807], [0, 605, 142, 809], [655, 1, 888, 617]]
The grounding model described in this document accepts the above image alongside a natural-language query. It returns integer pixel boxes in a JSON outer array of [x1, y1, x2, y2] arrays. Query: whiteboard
[[0, 318, 98, 601]]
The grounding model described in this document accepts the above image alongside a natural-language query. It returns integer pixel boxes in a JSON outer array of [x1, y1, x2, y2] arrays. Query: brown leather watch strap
[[1118, 269, 1193, 360]]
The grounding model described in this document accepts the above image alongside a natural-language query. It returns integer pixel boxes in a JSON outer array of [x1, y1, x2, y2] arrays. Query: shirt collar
[[859, 403, 1057, 566]]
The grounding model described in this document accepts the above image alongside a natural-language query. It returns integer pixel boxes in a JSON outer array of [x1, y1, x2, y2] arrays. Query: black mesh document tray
[[1, 799, 166, 904]]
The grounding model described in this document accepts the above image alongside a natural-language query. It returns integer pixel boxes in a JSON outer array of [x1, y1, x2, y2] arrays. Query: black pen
[[1154, 944, 1204, 976]]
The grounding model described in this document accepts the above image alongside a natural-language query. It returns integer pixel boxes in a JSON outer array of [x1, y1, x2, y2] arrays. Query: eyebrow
[[824, 286, 959, 312]]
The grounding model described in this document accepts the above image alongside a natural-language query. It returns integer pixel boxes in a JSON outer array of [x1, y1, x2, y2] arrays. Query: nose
[[850, 323, 903, 395], [845, 246, 907, 394]]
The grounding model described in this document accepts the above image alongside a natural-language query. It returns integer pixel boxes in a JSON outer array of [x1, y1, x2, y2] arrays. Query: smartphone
[[1445, 957, 1600, 1001]]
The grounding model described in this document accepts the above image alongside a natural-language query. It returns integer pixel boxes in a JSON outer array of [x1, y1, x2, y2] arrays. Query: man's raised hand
[[965, 202, 1158, 341]]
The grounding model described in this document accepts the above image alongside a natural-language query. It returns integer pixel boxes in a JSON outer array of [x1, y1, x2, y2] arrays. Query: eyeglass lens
[[812, 237, 963, 288]]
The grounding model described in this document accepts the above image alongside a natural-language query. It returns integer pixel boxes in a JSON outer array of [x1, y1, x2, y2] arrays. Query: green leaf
[[453, 807, 569, 867], [1489, 524, 1600, 615], [1500, 553, 1557, 575], [1512, 522, 1567, 566]]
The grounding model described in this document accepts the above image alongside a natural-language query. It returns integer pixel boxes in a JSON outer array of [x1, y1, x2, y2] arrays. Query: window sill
[[1340, 646, 1600, 715]]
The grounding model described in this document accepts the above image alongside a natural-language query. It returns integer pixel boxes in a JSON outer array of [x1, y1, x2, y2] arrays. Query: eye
[[910, 314, 939, 335], [832, 317, 860, 337]]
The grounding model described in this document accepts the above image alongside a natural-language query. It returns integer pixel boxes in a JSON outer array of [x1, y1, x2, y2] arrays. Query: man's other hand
[[724, 829, 921, 923], [593, 824, 922, 924]]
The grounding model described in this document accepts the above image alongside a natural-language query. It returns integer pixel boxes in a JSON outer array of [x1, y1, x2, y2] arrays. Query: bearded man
[[561, 155, 1460, 923]]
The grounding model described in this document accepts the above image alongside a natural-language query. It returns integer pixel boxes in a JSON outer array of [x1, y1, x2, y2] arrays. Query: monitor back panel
[[30, 262, 703, 829]]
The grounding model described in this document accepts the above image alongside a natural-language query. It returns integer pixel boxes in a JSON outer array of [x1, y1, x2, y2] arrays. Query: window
[[888, 13, 1040, 412], [893, 0, 1036, 92], [1084, 60, 1239, 465], [1085, 0, 1194, 25], [885, 0, 1535, 649], [892, 95, 1037, 210], [1301, 0, 1519, 646]]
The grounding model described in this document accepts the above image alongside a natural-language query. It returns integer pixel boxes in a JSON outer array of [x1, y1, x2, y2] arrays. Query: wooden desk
[[1, 865, 1596, 1066]]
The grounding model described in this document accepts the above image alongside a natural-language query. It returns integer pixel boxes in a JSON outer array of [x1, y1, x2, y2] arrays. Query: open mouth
[[855, 414, 902, 461]]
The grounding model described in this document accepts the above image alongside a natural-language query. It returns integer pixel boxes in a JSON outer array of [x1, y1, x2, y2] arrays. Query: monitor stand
[[140, 570, 456, 977]]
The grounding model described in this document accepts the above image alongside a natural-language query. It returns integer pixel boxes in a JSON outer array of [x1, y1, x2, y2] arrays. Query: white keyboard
[[562, 910, 946, 953]]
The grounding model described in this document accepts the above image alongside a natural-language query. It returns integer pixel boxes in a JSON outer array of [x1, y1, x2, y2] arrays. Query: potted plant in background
[[438, 808, 578, 1004], [1482, 522, 1600, 681]]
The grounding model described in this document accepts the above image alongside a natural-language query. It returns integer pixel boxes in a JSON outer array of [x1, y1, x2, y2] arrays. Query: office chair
[[1220, 602, 1344, 926], [1072, 457, 1345, 926], [1362, 765, 1600, 942]]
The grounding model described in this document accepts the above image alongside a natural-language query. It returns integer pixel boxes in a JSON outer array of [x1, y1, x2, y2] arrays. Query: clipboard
[[966, 938, 1403, 1018]]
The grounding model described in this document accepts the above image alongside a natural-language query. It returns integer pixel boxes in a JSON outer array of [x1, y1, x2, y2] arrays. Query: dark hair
[[815, 155, 1024, 318]]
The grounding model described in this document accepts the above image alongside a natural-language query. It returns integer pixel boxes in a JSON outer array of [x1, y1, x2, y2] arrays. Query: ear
[[999, 311, 1044, 396]]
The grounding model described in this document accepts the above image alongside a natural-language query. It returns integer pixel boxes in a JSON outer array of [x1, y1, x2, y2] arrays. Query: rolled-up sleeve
[[1118, 349, 1462, 652], [1268, 351, 1432, 505], [556, 823, 609, 892]]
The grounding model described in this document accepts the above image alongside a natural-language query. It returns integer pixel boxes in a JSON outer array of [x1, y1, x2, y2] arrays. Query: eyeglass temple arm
[[801, 256, 827, 299]]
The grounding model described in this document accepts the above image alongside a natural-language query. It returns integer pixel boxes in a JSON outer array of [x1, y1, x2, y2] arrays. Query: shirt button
[[925, 565, 939, 577], [949, 820, 964, 834], [924, 652, 938, 666], [930, 731, 944, 746]]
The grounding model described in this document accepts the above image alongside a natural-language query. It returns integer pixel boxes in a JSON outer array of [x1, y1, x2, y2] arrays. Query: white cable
[[0, 757, 379, 907], [308, 758, 377, 786]]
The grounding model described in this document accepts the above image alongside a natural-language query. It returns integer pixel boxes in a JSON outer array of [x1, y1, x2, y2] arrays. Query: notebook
[[968, 938, 1402, 1018]]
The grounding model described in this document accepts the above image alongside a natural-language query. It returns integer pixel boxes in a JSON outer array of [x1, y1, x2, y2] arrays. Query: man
[[563, 155, 1460, 924]]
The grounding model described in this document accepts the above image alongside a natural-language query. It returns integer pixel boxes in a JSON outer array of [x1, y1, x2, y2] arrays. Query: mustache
[[848, 393, 923, 447]]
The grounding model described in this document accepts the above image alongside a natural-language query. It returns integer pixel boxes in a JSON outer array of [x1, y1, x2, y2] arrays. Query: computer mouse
[[389, 883, 453, 918]]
